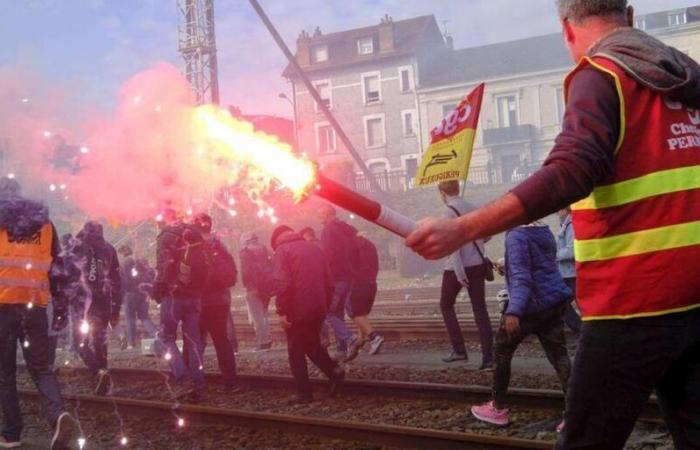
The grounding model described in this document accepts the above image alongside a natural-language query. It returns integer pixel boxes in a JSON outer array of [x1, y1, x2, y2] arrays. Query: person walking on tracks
[[345, 233, 384, 361], [437, 181, 494, 370], [192, 213, 241, 390], [471, 222, 572, 428], [69, 221, 123, 396], [270, 225, 345, 404], [118, 244, 158, 349], [0, 177, 75, 449], [239, 232, 273, 352], [555, 208, 581, 335], [153, 209, 207, 400], [407, 1, 700, 447]]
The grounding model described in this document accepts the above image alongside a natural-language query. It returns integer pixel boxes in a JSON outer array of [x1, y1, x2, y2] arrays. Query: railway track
[[18, 389, 553, 450], [47, 366, 660, 420]]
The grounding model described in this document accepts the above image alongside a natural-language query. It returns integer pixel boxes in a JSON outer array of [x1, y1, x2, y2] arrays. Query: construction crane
[[177, 0, 220, 105]]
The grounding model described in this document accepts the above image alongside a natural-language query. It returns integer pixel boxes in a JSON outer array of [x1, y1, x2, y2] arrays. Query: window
[[311, 45, 328, 63], [315, 124, 335, 153], [399, 67, 413, 92], [363, 74, 381, 104], [402, 110, 416, 137], [634, 18, 646, 30], [442, 103, 458, 118], [496, 94, 518, 127], [314, 81, 331, 111], [556, 88, 565, 124], [357, 37, 374, 55], [369, 161, 387, 174], [364, 115, 386, 148], [669, 12, 687, 26]]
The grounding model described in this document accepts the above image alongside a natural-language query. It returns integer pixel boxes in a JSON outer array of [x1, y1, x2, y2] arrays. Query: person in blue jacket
[[471, 222, 572, 429]]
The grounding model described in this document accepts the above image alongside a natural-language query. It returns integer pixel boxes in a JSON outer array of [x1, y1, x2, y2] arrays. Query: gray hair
[[556, 0, 628, 22]]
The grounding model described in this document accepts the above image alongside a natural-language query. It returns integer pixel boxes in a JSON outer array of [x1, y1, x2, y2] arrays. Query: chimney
[[313, 26, 322, 38], [445, 35, 454, 50], [296, 30, 311, 67], [379, 14, 395, 52]]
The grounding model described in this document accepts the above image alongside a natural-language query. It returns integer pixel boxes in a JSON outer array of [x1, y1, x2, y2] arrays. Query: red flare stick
[[312, 173, 417, 238]]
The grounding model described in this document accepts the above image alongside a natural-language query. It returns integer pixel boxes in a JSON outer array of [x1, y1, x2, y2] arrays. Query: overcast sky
[[1, 0, 698, 118]]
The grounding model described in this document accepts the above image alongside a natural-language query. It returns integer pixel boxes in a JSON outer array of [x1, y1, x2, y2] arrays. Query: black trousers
[[199, 304, 237, 385], [72, 315, 108, 375], [493, 305, 571, 407], [562, 278, 582, 334], [0, 305, 64, 440], [285, 316, 338, 398], [440, 266, 494, 362], [557, 307, 700, 450]]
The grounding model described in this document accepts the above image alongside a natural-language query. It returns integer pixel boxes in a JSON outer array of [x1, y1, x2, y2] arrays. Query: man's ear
[[626, 6, 635, 27], [562, 18, 575, 46]]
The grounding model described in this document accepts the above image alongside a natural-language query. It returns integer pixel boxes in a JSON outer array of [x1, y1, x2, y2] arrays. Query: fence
[[353, 166, 502, 193]]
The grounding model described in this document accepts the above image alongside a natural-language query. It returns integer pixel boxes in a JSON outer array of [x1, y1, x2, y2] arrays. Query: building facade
[[284, 6, 700, 191]]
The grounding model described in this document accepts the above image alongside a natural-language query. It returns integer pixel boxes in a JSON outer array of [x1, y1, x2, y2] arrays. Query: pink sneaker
[[557, 419, 565, 433], [471, 401, 509, 426]]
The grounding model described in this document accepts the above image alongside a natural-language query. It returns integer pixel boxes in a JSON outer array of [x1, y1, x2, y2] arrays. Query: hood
[[274, 230, 304, 249], [0, 195, 49, 239], [78, 221, 105, 246], [589, 27, 700, 107], [239, 231, 259, 248], [333, 218, 358, 239], [514, 225, 555, 251]]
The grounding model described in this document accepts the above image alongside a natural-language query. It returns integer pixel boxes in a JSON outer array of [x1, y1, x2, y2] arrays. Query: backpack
[[207, 239, 237, 291], [172, 224, 212, 294]]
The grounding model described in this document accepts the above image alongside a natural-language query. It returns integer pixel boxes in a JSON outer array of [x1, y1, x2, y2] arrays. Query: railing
[[483, 124, 536, 146], [352, 167, 502, 193]]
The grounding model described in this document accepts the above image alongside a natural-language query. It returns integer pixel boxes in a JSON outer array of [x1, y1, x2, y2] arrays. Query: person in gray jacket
[[556, 208, 581, 334], [437, 181, 494, 370]]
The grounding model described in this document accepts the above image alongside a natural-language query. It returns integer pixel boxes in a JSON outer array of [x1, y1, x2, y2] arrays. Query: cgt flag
[[416, 83, 485, 186]]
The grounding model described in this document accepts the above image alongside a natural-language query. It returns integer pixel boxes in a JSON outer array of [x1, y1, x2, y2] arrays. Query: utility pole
[[178, 0, 220, 105]]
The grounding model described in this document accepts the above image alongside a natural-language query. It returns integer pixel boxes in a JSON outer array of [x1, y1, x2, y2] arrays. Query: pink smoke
[[1, 62, 280, 223]]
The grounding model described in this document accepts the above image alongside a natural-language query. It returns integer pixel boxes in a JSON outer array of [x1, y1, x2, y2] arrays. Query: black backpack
[[207, 239, 237, 291]]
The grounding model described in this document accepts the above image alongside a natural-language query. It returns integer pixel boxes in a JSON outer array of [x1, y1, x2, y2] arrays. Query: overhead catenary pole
[[248, 0, 386, 195]]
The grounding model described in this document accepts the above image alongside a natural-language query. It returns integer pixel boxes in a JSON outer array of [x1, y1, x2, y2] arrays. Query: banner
[[416, 83, 485, 186]]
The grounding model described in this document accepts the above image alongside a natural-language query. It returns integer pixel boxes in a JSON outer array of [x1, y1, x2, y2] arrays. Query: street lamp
[[278, 91, 298, 151]]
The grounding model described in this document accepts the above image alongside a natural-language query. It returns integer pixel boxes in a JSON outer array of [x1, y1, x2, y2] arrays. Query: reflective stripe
[[572, 165, 700, 211], [567, 56, 626, 154], [0, 278, 50, 290], [575, 220, 700, 262], [582, 302, 700, 321], [0, 259, 52, 271]]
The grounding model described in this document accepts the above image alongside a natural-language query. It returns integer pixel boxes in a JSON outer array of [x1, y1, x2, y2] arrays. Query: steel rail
[[18, 389, 553, 450]]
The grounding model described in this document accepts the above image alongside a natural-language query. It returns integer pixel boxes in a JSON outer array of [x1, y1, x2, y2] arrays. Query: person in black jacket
[[270, 225, 344, 404], [117, 245, 157, 349], [192, 214, 240, 390], [69, 221, 123, 396]]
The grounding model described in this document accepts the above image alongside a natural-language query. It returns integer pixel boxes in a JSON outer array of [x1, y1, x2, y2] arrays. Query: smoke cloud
[[0, 62, 291, 224]]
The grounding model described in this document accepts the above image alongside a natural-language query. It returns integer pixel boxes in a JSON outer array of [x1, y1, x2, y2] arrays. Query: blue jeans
[[0, 305, 64, 441], [325, 281, 354, 352], [124, 293, 157, 347], [160, 297, 205, 389]]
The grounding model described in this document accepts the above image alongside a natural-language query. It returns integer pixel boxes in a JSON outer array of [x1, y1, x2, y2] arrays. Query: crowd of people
[[0, 179, 383, 448], [1, 1, 699, 449]]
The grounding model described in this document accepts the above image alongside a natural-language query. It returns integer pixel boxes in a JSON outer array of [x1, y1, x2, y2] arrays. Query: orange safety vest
[[568, 55, 700, 320], [0, 222, 53, 306]]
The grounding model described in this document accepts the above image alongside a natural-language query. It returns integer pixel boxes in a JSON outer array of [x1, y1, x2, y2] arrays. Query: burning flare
[[194, 106, 316, 200]]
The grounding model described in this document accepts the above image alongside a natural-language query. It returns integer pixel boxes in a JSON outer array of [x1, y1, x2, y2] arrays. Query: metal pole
[[248, 0, 385, 195]]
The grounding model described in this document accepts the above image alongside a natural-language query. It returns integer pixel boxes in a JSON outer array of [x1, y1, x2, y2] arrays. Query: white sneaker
[[51, 412, 75, 450], [94, 369, 112, 396], [0, 436, 21, 448], [368, 335, 385, 355]]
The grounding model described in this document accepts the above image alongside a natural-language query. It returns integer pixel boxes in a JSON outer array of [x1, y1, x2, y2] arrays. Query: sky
[[1, 0, 698, 120]]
